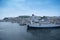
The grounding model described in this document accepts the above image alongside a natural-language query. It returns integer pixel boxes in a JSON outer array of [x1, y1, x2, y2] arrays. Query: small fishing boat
[[27, 14, 60, 29]]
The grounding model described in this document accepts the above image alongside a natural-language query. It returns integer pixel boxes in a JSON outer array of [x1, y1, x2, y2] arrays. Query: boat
[[27, 14, 60, 30]]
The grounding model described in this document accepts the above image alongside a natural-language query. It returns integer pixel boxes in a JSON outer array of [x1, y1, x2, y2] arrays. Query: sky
[[0, 0, 60, 19]]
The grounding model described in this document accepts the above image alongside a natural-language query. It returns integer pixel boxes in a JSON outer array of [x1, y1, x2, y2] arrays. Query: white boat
[[27, 14, 60, 29]]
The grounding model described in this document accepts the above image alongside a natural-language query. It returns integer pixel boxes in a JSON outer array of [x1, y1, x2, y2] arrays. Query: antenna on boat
[[32, 14, 34, 16]]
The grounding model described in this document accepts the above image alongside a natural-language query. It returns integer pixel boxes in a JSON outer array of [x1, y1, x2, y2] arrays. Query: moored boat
[[27, 14, 60, 30]]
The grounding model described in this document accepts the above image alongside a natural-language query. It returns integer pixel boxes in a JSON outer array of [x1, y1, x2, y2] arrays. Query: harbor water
[[0, 22, 60, 40]]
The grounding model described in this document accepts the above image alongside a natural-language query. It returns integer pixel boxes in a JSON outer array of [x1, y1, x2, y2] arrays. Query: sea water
[[0, 22, 60, 40]]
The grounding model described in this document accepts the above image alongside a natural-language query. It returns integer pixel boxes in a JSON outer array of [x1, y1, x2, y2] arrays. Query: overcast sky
[[0, 0, 60, 19]]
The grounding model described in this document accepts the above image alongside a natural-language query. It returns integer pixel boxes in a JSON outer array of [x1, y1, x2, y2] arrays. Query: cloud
[[0, 0, 60, 19]]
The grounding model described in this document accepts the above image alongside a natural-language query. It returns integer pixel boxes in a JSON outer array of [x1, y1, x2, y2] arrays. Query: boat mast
[[31, 14, 35, 24]]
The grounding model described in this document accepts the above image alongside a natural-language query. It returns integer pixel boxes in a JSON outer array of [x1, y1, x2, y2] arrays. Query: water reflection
[[0, 22, 60, 40], [27, 28, 60, 40]]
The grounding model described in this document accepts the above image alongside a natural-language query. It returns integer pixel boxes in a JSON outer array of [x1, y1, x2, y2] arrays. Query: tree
[[41, 16, 46, 19], [3, 18, 9, 21]]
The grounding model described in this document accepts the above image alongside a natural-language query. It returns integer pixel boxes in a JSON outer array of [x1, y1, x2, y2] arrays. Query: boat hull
[[27, 24, 60, 30]]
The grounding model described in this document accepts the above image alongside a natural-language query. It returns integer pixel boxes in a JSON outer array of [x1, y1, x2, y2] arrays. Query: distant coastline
[[0, 16, 60, 25]]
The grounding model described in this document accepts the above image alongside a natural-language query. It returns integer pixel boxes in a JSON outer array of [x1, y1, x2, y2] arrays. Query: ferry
[[27, 14, 60, 29]]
